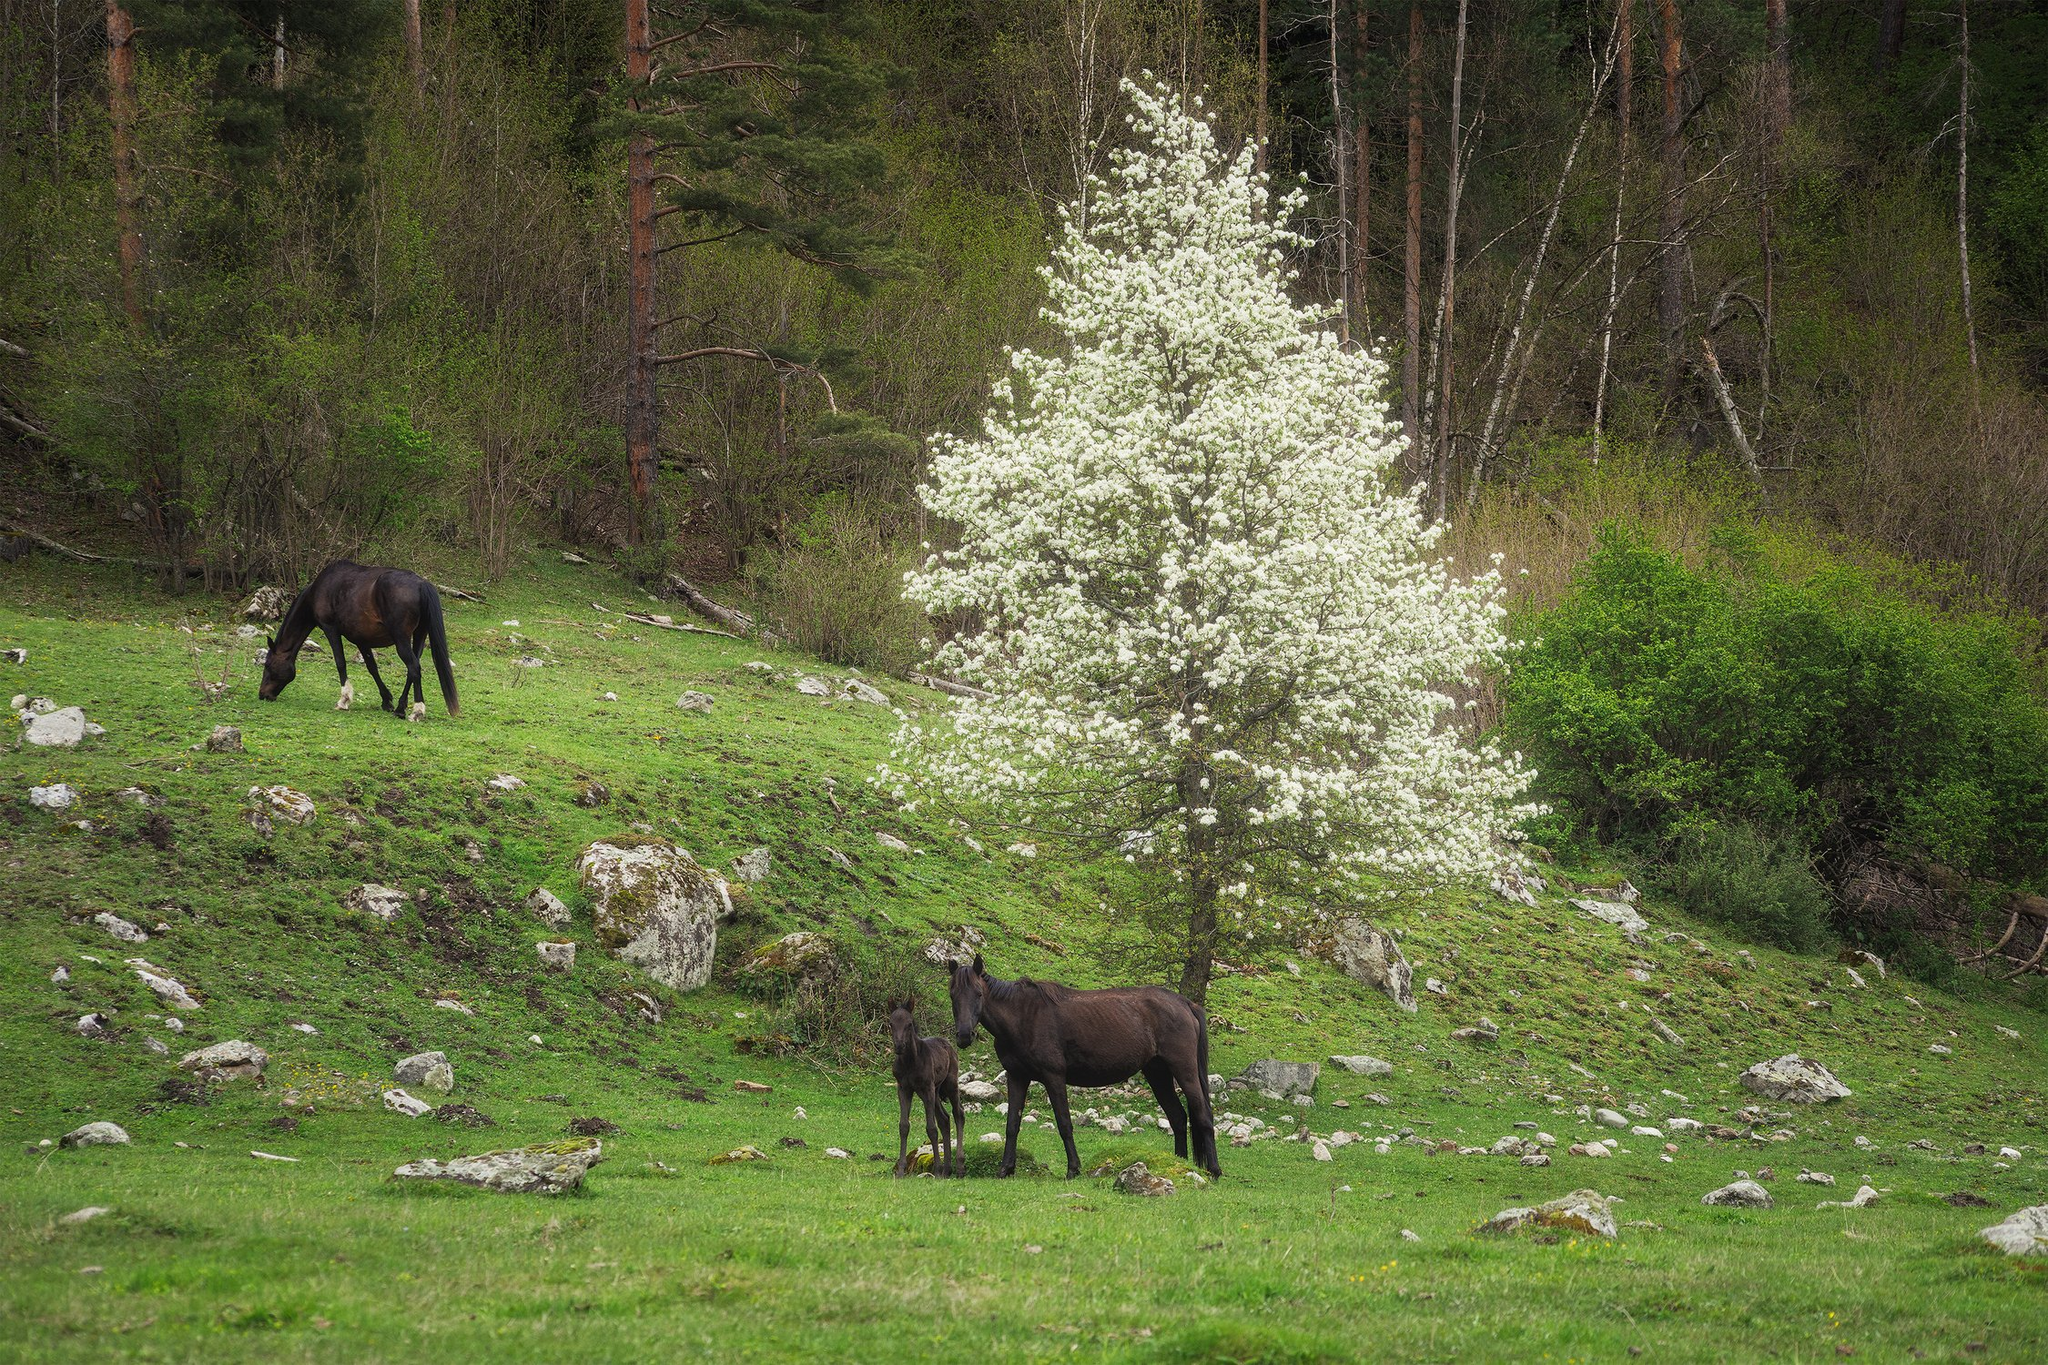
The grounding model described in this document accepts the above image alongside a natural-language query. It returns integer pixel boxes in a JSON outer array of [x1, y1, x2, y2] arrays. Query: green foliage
[[1503, 525, 2048, 897], [1656, 820, 1833, 952], [750, 495, 924, 676]]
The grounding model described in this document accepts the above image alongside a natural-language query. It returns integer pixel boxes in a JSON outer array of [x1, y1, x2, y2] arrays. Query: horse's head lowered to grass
[[257, 635, 296, 701]]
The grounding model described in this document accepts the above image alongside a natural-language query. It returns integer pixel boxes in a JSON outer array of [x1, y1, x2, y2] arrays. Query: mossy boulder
[[576, 838, 730, 992]]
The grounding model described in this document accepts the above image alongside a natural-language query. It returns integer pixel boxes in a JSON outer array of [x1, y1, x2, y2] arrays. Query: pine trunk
[[404, 0, 425, 91], [1958, 0, 1978, 382], [1875, 0, 1908, 78], [1402, 3, 1422, 468], [1656, 0, 1685, 402], [105, 0, 144, 333], [1431, 0, 1468, 521], [1331, 0, 1348, 344], [624, 0, 659, 545], [1592, 0, 1633, 464], [1255, 0, 1270, 176], [1352, 1, 1370, 333]]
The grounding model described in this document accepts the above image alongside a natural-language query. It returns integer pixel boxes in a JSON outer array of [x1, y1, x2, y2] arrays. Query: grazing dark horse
[[257, 561, 459, 720], [949, 955, 1220, 1179], [889, 995, 965, 1178]]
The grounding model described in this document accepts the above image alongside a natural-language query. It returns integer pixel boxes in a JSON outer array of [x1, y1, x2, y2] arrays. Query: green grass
[[2, 550, 2045, 1362]]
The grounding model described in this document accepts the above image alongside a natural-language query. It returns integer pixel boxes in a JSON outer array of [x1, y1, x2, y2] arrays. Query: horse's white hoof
[[408, 701, 426, 722], [335, 682, 353, 711]]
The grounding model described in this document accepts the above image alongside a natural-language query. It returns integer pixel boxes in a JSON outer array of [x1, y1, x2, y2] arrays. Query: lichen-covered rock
[[731, 847, 772, 883], [526, 887, 570, 927], [205, 725, 243, 753], [1234, 1059, 1319, 1097], [1702, 1179, 1774, 1208], [1481, 1188, 1617, 1238], [393, 1138, 604, 1193], [744, 931, 836, 982], [395, 1051, 454, 1093], [178, 1040, 267, 1079], [24, 706, 88, 748], [344, 884, 412, 921], [842, 679, 889, 706], [383, 1089, 433, 1118], [241, 585, 293, 619], [126, 959, 199, 1010], [676, 691, 715, 713], [1329, 1055, 1393, 1076], [94, 911, 148, 943], [536, 940, 576, 971], [1570, 897, 1648, 936], [1328, 918, 1416, 1012], [1114, 1161, 1175, 1196], [577, 837, 730, 992], [30, 783, 78, 811], [60, 1122, 131, 1148], [1979, 1205, 2048, 1257], [709, 1145, 770, 1165], [1739, 1054, 1852, 1103], [245, 785, 315, 825]]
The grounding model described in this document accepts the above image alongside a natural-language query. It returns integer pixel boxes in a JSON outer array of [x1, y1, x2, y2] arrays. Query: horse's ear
[[972, 953, 985, 977], [904, 989, 915, 1010]]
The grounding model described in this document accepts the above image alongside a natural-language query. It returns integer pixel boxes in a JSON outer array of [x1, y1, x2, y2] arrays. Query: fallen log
[[663, 573, 753, 635], [436, 583, 486, 603], [618, 609, 742, 641], [909, 671, 994, 701], [0, 518, 201, 573]]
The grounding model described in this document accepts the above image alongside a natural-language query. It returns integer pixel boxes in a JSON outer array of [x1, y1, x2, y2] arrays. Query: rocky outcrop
[[1327, 918, 1417, 1012], [60, 1122, 131, 1148], [1480, 1189, 1617, 1238], [744, 931, 836, 983], [245, 785, 315, 825], [1114, 1161, 1175, 1196], [577, 838, 730, 992], [395, 1051, 454, 1093], [344, 884, 412, 921], [1739, 1054, 1852, 1103], [1570, 897, 1648, 937], [1702, 1180, 1774, 1208], [1979, 1205, 2048, 1257], [1235, 1059, 1319, 1097], [178, 1040, 267, 1079], [392, 1138, 604, 1194]]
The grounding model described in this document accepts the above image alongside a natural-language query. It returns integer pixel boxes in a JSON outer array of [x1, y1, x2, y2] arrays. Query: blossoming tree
[[888, 82, 1536, 1003]]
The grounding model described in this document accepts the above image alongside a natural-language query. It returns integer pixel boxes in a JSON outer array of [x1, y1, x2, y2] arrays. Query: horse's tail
[[1194, 1000, 1212, 1105], [422, 583, 459, 717]]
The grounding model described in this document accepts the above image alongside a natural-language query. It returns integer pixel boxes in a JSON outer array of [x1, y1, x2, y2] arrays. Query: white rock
[[1630, 1125, 1663, 1138], [842, 679, 889, 706], [383, 1089, 433, 1118], [875, 833, 915, 853], [179, 1040, 267, 1079], [2000, 1146, 2022, 1159], [395, 1051, 454, 1093], [1979, 1205, 2048, 1257], [1570, 897, 1648, 936], [1667, 1117, 1705, 1132], [60, 1122, 131, 1148], [1329, 1055, 1394, 1076], [578, 838, 731, 993], [487, 773, 525, 791], [433, 998, 473, 1015], [1594, 1108, 1629, 1129], [245, 785, 316, 825], [51, 965, 69, 983], [1817, 1185, 1881, 1210], [527, 887, 571, 927], [392, 1141, 607, 1193], [1400, 1228, 1421, 1242], [732, 847, 772, 882], [59, 1206, 112, 1225], [93, 912, 148, 943], [825, 1147, 852, 1159], [1701, 1179, 1773, 1208], [1928, 1043, 1952, 1055], [126, 959, 199, 1010], [1739, 1054, 1852, 1103], [290, 1022, 318, 1034], [676, 691, 715, 713], [30, 783, 78, 811], [536, 941, 576, 971], [24, 706, 89, 748], [794, 676, 833, 697], [1312, 1141, 1333, 1162], [344, 884, 412, 921], [1328, 917, 1417, 1012], [1797, 1170, 1835, 1185]]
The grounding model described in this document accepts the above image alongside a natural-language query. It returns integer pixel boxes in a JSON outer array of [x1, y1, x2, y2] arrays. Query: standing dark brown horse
[[257, 561, 458, 719], [889, 995, 965, 1178], [949, 955, 1220, 1179]]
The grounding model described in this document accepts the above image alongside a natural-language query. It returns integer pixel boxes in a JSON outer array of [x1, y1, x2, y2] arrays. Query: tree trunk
[[1402, 3, 1422, 470], [404, 0, 424, 91], [1174, 763, 1221, 1006], [272, 15, 285, 90], [1875, 0, 1908, 78], [1592, 0, 1632, 465], [1957, 0, 1978, 383], [1352, 1, 1370, 333], [1431, 0, 1468, 521], [1330, 0, 1348, 344], [1760, 0, 1787, 432], [105, 1, 144, 333], [624, 0, 659, 546], [1255, 0, 1270, 176], [1656, 0, 1685, 402]]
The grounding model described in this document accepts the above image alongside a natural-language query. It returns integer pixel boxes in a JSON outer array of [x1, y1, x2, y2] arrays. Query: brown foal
[[889, 994, 965, 1178]]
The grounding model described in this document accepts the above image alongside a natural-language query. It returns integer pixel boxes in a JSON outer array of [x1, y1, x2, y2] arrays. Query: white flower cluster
[[887, 81, 1536, 928]]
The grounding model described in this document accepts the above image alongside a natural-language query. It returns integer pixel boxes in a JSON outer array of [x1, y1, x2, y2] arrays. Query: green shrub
[[1657, 821, 1833, 951], [752, 496, 926, 675]]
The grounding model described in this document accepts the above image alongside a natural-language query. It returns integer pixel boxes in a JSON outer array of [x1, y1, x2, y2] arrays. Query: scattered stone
[[486, 773, 525, 791], [734, 1080, 772, 1094], [395, 1052, 454, 1094], [1630, 1125, 1664, 1139], [178, 1040, 266, 1079], [1736, 950, 1757, 971], [394, 1139, 605, 1194], [24, 706, 89, 748], [1999, 1146, 2021, 1159], [744, 931, 836, 982], [1491, 865, 1541, 908], [1569, 1141, 1612, 1158], [676, 691, 715, 713], [923, 924, 986, 965], [1649, 1017, 1685, 1047], [842, 679, 889, 706], [59, 1206, 111, 1225], [875, 832, 915, 853], [434, 997, 473, 1015], [341, 883, 412, 922], [245, 785, 315, 825], [708, 1145, 770, 1165], [1235, 1060, 1319, 1097], [960, 1080, 1002, 1103], [1667, 1117, 1704, 1133], [1327, 917, 1417, 1012], [249, 1150, 299, 1162], [60, 1122, 130, 1148], [1994, 1025, 2021, 1040], [1312, 1140, 1333, 1162], [1594, 1108, 1629, 1129], [30, 783, 78, 812], [1481, 1189, 1617, 1238], [526, 887, 570, 927], [536, 940, 576, 971], [1115, 1161, 1176, 1196], [110, 787, 162, 808], [1817, 1185, 1882, 1210], [241, 585, 292, 619], [825, 1147, 852, 1159], [516, 656, 545, 669], [1979, 1205, 2048, 1256], [1797, 1170, 1836, 1186], [1520, 1153, 1551, 1167], [1702, 1180, 1773, 1209], [578, 838, 731, 993], [75, 1011, 112, 1038], [732, 847, 772, 882], [794, 676, 833, 697], [383, 1089, 433, 1118], [93, 911, 148, 943], [141, 1036, 169, 1055], [1570, 897, 1648, 936], [573, 781, 609, 808], [1739, 1054, 1851, 1103], [1328, 1055, 1393, 1077], [126, 959, 199, 1010], [1425, 977, 1448, 996], [1928, 1043, 1952, 1056], [1450, 1018, 1499, 1043], [205, 725, 243, 754]]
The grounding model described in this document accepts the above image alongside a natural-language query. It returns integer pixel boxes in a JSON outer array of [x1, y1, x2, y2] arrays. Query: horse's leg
[[357, 648, 396, 711], [998, 1074, 1029, 1178], [894, 1086, 913, 1177], [922, 1086, 943, 1176], [950, 1081, 967, 1177], [933, 1082, 955, 1177], [1168, 1046, 1222, 1178], [390, 631, 425, 720], [1043, 1077, 1081, 1179], [1141, 1059, 1191, 1160], [325, 627, 354, 710]]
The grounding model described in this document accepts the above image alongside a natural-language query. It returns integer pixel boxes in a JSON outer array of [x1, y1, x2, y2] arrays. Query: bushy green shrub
[[1502, 525, 2048, 897], [752, 496, 926, 675], [1657, 821, 1834, 951]]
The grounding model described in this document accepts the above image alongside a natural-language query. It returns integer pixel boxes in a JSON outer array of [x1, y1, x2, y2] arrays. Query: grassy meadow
[[1, 552, 2044, 1363]]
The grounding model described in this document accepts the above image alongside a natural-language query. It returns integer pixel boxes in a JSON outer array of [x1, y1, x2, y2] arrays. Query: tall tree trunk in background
[[1402, 2, 1422, 467], [1351, 1, 1370, 334], [1255, 0, 1269, 175], [1957, 0, 1978, 384], [1875, 0, 1908, 78], [272, 15, 285, 90], [404, 0, 425, 91], [1656, 0, 1685, 403], [1431, 0, 1467, 522], [105, 0, 144, 333], [1330, 0, 1348, 343], [1592, 0, 1632, 466], [1760, 0, 1787, 431], [624, 0, 659, 545]]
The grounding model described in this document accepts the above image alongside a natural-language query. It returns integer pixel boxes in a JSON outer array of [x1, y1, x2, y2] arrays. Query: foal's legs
[[923, 1084, 945, 1177], [1141, 1058, 1191, 1159], [356, 648, 396, 711], [894, 1086, 914, 1177], [1042, 1077, 1082, 1179]]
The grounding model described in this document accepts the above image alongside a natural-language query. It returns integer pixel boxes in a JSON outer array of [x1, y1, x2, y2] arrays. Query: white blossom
[[890, 82, 1536, 970]]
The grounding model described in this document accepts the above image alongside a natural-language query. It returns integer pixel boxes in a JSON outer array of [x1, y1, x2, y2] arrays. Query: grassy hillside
[[2, 552, 2044, 1363]]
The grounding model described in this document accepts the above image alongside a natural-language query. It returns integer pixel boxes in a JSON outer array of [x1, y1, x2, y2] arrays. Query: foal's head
[[949, 954, 991, 1049], [257, 636, 296, 701], [886, 994, 918, 1053]]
